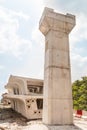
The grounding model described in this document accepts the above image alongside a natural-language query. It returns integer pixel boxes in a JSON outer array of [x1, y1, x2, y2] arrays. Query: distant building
[[3, 75, 43, 119], [1, 94, 11, 106]]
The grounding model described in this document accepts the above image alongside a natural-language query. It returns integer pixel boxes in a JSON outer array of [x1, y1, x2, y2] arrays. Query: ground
[[74, 117, 87, 130], [0, 107, 87, 130]]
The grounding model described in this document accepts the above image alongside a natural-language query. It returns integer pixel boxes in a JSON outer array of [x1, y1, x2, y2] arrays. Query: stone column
[[39, 7, 75, 125]]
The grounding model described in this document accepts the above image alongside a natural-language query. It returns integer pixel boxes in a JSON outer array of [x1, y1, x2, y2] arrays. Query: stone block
[[44, 67, 72, 99], [45, 49, 70, 69], [43, 98, 73, 125]]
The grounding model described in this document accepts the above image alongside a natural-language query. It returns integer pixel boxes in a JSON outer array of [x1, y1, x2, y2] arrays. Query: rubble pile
[[0, 108, 28, 130], [0, 108, 87, 130]]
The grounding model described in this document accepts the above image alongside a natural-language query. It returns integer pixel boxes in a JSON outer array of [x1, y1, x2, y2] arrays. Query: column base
[[45, 125, 81, 130], [28, 121, 82, 130]]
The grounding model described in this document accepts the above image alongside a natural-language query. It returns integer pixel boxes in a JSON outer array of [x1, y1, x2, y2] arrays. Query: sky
[[0, 0, 87, 98]]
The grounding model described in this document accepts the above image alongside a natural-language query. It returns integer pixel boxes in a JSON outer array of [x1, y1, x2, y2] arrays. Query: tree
[[72, 77, 87, 111]]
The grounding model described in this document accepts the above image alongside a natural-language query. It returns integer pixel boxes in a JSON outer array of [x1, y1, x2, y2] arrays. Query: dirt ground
[[0, 107, 87, 130], [0, 107, 30, 130]]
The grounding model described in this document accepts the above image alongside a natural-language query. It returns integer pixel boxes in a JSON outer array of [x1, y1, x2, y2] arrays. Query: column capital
[[39, 7, 76, 36]]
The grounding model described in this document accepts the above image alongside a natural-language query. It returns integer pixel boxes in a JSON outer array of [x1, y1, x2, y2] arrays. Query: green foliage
[[72, 76, 87, 111]]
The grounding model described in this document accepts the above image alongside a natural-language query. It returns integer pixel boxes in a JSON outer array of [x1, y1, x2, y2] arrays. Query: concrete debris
[[0, 108, 87, 130]]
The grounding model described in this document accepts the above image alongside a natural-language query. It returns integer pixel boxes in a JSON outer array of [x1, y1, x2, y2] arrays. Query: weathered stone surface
[[39, 7, 76, 125], [3, 76, 43, 119]]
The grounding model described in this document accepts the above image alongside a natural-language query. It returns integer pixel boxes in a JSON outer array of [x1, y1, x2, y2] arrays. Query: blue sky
[[0, 0, 87, 98]]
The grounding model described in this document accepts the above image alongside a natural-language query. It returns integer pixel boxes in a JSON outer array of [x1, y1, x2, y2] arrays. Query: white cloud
[[0, 65, 4, 70], [9, 9, 29, 21], [70, 13, 87, 44], [69, 13, 87, 81], [43, 0, 87, 14], [32, 27, 45, 47], [0, 6, 31, 57], [71, 53, 87, 82], [0, 0, 5, 3], [0, 6, 30, 20]]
